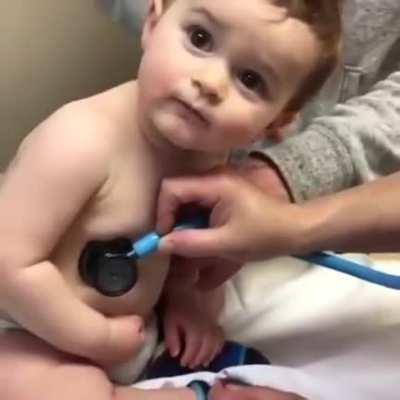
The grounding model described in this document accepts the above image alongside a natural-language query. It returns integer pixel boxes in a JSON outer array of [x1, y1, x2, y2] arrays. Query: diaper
[[108, 316, 159, 385], [0, 318, 23, 331]]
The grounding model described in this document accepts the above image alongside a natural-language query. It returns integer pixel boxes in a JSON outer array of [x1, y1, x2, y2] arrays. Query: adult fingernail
[[159, 238, 172, 253]]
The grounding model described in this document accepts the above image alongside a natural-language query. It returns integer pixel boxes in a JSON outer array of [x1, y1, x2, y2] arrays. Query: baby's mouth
[[173, 97, 209, 125]]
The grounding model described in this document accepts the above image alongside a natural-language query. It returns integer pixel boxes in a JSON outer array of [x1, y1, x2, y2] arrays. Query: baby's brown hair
[[279, 0, 343, 111]]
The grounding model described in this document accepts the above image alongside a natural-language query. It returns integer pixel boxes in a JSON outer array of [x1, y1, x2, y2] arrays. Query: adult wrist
[[248, 153, 294, 202], [282, 203, 318, 256], [291, 195, 343, 255], [252, 128, 355, 203]]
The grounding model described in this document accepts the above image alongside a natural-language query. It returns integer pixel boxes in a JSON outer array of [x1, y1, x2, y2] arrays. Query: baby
[[0, 0, 341, 398]]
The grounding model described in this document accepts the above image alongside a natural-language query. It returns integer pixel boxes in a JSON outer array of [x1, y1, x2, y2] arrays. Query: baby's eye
[[238, 70, 266, 95], [188, 25, 213, 52]]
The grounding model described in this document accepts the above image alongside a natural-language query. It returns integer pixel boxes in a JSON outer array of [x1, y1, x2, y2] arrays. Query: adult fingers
[[156, 175, 229, 234], [159, 226, 229, 258]]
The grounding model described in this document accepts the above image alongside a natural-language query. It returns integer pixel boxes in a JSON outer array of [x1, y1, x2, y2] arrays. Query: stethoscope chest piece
[[79, 238, 138, 297], [78, 213, 210, 297]]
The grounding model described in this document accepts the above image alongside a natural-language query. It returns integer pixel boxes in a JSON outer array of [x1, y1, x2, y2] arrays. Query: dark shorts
[[145, 341, 270, 380]]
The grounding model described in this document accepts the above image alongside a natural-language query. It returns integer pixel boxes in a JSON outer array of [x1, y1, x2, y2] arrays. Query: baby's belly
[[55, 245, 169, 320], [0, 239, 169, 325]]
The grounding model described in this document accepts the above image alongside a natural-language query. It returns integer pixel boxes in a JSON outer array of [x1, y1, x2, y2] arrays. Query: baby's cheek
[[140, 61, 172, 97], [220, 117, 261, 145], [139, 44, 181, 95]]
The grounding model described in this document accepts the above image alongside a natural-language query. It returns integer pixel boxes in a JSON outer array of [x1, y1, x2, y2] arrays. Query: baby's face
[[138, 0, 320, 153]]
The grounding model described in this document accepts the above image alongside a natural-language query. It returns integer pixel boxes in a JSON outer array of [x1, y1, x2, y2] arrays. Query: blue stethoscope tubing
[[297, 252, 400, 290], [129, 215, 400, 290], [126, 214, 210, 259]]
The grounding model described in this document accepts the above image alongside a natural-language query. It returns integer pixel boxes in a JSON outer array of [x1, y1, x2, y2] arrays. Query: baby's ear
[[141, 0, 165, 50], [265, 111, 297, 143]]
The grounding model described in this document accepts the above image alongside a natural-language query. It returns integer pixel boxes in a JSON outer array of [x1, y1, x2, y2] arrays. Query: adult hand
[[157, 172, 304, 263], [168, 256, 242, 291], [162, 158, 290, 290]]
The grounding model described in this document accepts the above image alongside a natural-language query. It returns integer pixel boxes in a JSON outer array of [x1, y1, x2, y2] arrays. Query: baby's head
[[137, 0, 342, 153]]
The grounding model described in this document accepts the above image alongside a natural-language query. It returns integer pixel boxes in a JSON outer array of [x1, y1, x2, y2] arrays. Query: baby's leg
[[0, 329, 113, 400], [0, 330, 195, 400]]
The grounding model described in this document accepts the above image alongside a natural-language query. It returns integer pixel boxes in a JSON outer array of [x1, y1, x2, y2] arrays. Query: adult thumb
[[159, 227, 226, 258]]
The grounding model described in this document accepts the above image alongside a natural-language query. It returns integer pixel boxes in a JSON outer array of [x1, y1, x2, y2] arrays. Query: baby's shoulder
[[12, 83, 137, 186], [22, 95, 122, 163]]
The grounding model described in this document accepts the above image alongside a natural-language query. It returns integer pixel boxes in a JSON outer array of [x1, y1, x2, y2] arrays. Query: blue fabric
[[187, 381, 211, 400], [146, 341, 270, 379]]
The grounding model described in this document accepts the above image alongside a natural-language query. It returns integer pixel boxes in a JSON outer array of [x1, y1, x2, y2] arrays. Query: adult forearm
[[298, 172, 400, 254], [256, 70, 400, 202]]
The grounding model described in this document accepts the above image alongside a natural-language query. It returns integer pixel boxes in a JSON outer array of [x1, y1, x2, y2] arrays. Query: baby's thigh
[[0, 330, 114, 400]]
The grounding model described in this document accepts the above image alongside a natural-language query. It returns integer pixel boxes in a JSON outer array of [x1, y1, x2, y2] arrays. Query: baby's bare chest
[[92, 160, 159, 237], [55, 155, 169, 318]]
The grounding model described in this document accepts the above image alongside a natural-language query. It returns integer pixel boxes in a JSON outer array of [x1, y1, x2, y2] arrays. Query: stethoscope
[[79, 214, 209, 297], [79, 214, 400, 297]]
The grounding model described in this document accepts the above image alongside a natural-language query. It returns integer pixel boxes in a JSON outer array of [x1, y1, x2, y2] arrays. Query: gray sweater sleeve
[[253, 70, 400, 202]]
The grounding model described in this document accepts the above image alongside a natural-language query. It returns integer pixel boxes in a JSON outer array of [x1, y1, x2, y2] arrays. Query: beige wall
[[0, 0, 141, 168]]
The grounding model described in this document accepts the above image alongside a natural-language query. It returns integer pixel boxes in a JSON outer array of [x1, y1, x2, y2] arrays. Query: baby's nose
[[192, 65, 229, 104]]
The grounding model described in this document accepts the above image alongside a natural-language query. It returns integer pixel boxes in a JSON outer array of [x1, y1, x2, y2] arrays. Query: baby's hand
[[90, 315, 145, 367], [0, 262, 145, 368], [163, 297, 224, 370]]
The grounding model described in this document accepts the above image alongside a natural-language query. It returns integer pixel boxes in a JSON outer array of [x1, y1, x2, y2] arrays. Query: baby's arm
[[162, 266, 225, 369], [0, 104, 142, 365]]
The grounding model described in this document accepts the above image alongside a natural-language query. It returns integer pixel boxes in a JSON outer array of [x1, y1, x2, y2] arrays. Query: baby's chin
[[153, 109, 248, 152], [155, 125, 212, 154]]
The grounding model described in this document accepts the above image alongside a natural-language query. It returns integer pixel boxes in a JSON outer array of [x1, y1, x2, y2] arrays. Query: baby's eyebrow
[[191, 6, 227, 29]]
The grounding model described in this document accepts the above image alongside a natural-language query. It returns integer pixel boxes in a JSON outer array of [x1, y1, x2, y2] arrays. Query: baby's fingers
[[165, 322, 181, 358], [96, 315, 144, 366], [180, 332, 202, 368], [192, 331, 224, 368], [190, 337, 215, 369], [205, 338, 224, 367]]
